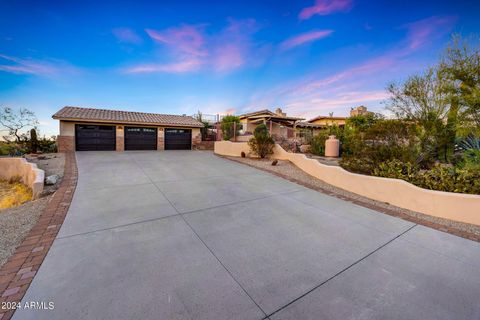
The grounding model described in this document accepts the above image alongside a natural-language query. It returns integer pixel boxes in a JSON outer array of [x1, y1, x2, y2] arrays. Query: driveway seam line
[[128, 153, 268, 318], [56, 189, 302, 240], [180, 214, 268, 318], [262, 223, 418, 319]]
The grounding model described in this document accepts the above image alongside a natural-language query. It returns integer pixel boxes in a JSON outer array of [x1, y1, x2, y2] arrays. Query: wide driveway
[[15, 151, 480, 320]]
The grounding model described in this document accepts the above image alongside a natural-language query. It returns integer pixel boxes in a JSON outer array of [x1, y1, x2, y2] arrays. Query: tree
[[220, 115, 241, 141], [438, 34, 480, 135], [0, 107, 38, 142], [248, 124, 275, 158], [385, 68, 452, 161]]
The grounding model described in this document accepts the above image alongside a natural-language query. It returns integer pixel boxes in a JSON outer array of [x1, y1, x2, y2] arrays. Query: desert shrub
[[339, 157, 376, 175], [37, 137, 57, 153], [369, 160, 480, 194], [310, 133, 329, 156], [248, 124, 275, 158], [373, 159, 419, 180], [0, 179, 32, 209]]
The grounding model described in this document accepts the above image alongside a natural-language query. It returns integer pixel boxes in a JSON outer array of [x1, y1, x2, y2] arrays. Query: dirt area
[[225, 156, 480, 238], [0, 153, 65, 267]]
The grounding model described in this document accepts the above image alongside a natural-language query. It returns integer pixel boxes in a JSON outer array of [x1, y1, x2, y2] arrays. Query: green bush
[[310, 132, 329, 156], [248, 124, 275, 158], [339, 157, 376, 175], [373, 159, 419, 180], [220, 115, 241, 141], [366, 159, 480, 194]]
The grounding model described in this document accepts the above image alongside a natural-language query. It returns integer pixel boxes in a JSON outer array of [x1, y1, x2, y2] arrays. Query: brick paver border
[[0, 152, 77, 320], [225, 156, 480, 243]]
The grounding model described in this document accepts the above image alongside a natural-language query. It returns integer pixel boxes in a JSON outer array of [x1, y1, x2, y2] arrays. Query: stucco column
[[157, 127, 164, 150], [57, 121, 75, 152], [116, 126, 124, 151], [192, 128, 201, 149]]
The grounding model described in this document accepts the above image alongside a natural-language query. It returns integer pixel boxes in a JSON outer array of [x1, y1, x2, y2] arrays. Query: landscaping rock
[[45, 174, 59, 185]]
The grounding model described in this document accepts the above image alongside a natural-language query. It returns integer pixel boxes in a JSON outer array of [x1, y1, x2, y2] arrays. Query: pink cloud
[[0, 54, 78, 77], [127, 19, 265, 74], [299, 0, 353, 20], [281, 30, 333, 50], [402, 15, 457, 51], [124, 59, 203, 74], [145, 25, 207, 57], [112, 28, 142, 44]]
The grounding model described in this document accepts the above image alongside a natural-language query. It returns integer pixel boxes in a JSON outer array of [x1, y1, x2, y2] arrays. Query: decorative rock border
[[0, 152, 77, 320], [0, 158, 45, 199]]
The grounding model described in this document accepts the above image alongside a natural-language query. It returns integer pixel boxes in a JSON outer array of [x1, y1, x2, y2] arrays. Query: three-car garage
[[55, 107, 202, 152]]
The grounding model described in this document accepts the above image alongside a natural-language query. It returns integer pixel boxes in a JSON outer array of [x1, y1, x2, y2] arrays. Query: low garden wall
[[0, 158, 44, 199], [214, 141, 480, 226]]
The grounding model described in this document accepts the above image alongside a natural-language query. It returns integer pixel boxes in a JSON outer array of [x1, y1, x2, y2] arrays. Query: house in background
[[238, 108, 304, 139], [53, 106, 203, 152]]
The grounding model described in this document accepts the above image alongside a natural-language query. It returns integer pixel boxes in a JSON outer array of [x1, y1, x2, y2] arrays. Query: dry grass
[[0, 179, 32, 210]]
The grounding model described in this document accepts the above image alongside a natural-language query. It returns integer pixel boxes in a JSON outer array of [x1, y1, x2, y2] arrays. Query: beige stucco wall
[[310, 118, 346, 126], [214, 141, 480, 226], [0, 158, 44, 199], [59, 121, 75, 136]]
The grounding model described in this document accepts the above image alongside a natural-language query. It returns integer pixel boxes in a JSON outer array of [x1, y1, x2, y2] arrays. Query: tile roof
[[52, 106, 203, 127], [307, 115, 347, 122]]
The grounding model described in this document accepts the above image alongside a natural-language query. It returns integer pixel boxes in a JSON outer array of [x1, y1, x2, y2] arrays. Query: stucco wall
[[0, 158, 44, 199], [214, 141, 480, 226]]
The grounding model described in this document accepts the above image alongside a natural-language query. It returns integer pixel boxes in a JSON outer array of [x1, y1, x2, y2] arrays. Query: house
[[238, 108, 304, 139], [349, 105, 370, 117], [307, 115, 347, 127], [53, 106, 203, 152]]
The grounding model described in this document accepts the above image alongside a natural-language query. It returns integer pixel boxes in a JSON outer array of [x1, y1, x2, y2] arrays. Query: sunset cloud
[[280, 30, 333, 50], [299, 0, 353, 20], [402, 15, 457, 51], [112, 28, 143, 44], [126, 19, 265, 74], [0, 54, 78, 77]]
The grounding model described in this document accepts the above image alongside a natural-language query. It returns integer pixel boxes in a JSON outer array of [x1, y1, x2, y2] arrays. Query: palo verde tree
[[0, 106, 39, 142]]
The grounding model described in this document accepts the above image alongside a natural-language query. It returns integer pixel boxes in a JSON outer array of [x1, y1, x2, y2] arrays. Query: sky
[[1, 0, 480, 136]]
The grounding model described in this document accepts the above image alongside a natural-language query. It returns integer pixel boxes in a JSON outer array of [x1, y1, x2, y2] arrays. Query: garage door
[[125, 127, 157, 150], [165, 128, 191, 150], [75, 124, 116, 151]]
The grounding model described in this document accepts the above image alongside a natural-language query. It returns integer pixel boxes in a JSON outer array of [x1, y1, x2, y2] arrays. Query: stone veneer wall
[[157, 128, 165, 150], [0, 158, 45, 199], [57, 136, 75, 152], [116, 126, 124, 151]]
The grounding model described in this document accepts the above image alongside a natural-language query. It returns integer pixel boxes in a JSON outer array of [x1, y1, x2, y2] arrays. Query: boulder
[[45, 174, 59, 185]]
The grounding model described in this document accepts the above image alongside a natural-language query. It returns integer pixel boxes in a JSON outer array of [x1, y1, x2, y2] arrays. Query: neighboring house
[[349, 105, 370, 117], [238, 108, 304, 139], [307, 115, 347, 127], [53, 106, 203, 152]]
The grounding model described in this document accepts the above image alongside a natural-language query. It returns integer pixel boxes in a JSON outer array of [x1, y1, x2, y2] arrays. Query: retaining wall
[[0, 158, 44, 199], [214, 141, 480, 226]]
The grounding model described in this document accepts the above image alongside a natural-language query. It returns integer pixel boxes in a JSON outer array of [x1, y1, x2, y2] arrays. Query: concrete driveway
[[15, 151, 480, 320]]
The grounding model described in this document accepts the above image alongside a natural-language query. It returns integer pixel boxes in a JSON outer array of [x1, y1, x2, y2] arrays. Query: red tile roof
[[52, 106, 203, 127]]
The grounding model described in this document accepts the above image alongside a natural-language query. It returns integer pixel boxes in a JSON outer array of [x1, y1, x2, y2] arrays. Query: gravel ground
[[0, 196, 50, 266], [225, 156, 480, 238], [0, 153, 65, 267]]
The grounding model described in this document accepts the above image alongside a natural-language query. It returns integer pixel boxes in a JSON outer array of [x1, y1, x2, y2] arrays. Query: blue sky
[[1, 0, 479, 136]]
